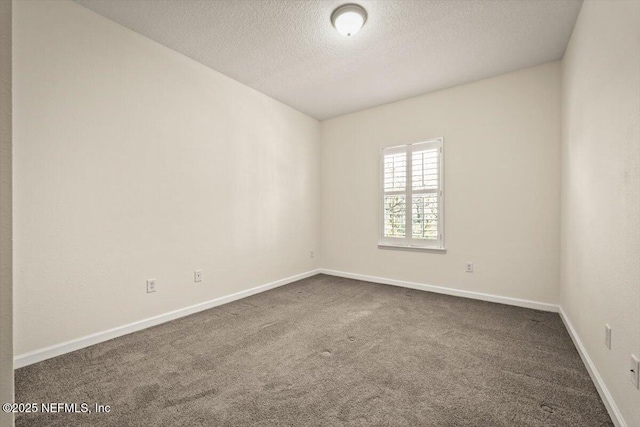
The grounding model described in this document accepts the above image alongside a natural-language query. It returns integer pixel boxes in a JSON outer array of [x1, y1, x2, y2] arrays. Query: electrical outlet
[[631, 355, 639, 389], [605, 324, 612, 349], [146, 279, 157, 293], [194, 270, 202, 282], [310, 250, 314, 258], [465, 262, 474, 273]]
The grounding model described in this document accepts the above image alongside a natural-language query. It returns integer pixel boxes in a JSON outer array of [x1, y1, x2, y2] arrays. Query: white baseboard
[[319, 269, 559, 312], [14, 267, 625, 426], [14, 269, 321, 369], [558, 307, 627, 427]]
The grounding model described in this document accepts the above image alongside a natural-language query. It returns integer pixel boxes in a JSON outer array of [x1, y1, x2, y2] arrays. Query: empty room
[[0, 0, 639, 426]]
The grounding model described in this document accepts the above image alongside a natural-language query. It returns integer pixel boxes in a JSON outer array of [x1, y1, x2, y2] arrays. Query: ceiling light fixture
[[331, 4, 367, 37]]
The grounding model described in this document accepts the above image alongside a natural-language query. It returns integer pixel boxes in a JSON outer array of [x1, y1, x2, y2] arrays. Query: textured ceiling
[[73, 0, 582, 120]]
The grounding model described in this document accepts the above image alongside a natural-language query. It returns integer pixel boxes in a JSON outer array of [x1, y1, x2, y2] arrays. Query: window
[[380, 138, 444, 250]]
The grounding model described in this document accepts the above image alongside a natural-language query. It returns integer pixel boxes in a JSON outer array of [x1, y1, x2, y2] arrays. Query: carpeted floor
[[15, 274, 612, 426]]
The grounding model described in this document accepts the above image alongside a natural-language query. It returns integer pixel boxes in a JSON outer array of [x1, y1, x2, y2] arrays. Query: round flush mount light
[[331, 4, 367, 37]]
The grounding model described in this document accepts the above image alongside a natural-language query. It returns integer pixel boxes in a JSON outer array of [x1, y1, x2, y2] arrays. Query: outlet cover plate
[[631, 355, 639, 389], [146, 279, 156, 293]]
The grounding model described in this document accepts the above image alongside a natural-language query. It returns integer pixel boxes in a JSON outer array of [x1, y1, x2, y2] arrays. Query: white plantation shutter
[[381, 138, 444, 249], [383, 148, 407, 238]]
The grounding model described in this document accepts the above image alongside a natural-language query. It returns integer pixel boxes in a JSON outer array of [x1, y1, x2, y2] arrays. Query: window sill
[[378, 244, 447, 253]]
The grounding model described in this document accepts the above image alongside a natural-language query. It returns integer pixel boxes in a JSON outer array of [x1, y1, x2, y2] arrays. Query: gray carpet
[[15, 274, 612, 426]]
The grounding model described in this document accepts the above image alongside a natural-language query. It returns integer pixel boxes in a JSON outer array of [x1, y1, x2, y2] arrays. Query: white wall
[[13, 0, 320, 356], [321, 62, 561, 305], [561, 1, 640, 426], [1, 0, 13, 425]]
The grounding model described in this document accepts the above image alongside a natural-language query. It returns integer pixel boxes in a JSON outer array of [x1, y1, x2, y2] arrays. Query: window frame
[[379, 137, 445, 251]]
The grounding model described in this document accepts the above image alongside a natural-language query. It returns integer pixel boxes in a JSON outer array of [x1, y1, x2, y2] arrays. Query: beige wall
[[13, 0, 320, 355], [321, 62, 561, 305], [561, 1, 640, 426], [1, 0, 13, 425]]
